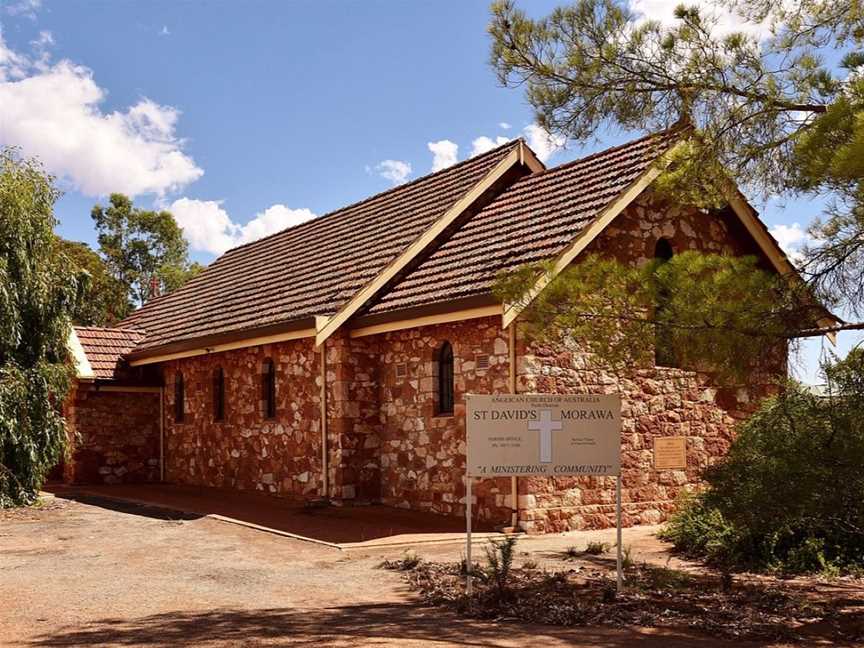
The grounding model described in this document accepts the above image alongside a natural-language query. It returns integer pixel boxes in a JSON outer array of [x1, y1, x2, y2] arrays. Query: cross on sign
[[528, 409, 562, 463]]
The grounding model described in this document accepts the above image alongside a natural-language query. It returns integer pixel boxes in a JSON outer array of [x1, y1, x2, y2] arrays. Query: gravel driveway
[[0, 497, 753, 647]]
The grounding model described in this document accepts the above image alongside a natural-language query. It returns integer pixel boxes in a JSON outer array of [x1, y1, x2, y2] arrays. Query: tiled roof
[[74, 326, 146, 380], [118, 140, 521, 352], [366, 131, 678, 314]]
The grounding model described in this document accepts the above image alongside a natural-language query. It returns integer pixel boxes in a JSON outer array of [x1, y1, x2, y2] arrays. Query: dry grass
[[396, 559, 864, 643]]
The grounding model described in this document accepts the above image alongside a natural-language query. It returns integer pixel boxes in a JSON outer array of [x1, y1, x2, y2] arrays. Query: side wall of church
[[512, 192, 785, 532], [368, 192, 785, 532], [65, 386, 161, 484], [374, 317, 514, 524], [162, 338, 324, 498]]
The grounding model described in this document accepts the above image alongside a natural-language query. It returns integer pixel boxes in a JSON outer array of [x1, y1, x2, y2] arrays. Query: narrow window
[[437, 341, 454, 415], [395, 362, 408, 379], [262, 358, 276, 419], [213, 367, 225, 422], [475, 353, 490, 371], [654, 238, 676, 367], [655, 237, 673, 262], [174, 372, 185, 423]]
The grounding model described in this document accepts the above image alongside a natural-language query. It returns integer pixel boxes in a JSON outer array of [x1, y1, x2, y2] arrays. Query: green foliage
[[91, 193, 200, 307], [56, 239, 131, 326], [563, 546, 581, 560], [484, 535, 518, 599], [489, 0, 864, 313], [489, 0, 846, 198], [585, 540, 610, 555], [660, 492, 745, 567], [494, 251, 815, 385], [662, 350, 864, 573], [792, 78, 864, 312], [0, 148, 83, 507], [621, 544, 634, 569]]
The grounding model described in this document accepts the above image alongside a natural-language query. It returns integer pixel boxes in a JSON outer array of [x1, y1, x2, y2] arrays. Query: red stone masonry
[[375, 317, 514, 522], [161, 338, 323, 498], [64, 387, 160, 484]]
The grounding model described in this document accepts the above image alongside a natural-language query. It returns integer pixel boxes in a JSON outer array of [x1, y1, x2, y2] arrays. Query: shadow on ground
[[59, 494, 201, 522], [21, 603, 744, 647], [48, 483, 498, 544]]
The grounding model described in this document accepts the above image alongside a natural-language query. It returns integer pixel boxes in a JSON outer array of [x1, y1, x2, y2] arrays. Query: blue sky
[[0, 0, 858, 381]]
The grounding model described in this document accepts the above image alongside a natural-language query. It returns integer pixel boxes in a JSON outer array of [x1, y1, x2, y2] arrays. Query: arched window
[[213, 367, 225, 422], [261, 358, 276, 419], [437, 341, 454, 415], [174, 372, 185, 423], [655, 237, 674, 262], [654, 238, 676, 367]]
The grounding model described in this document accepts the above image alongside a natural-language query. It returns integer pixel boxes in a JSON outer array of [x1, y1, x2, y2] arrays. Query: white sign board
[[465, 394, 621, 478]]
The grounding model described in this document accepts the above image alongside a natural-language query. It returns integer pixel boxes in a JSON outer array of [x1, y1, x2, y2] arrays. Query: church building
[[62, 131, 823, 533]]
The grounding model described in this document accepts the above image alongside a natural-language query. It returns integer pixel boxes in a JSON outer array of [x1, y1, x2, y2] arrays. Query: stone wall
[[375, 317, 515, 526], [162, 338, 324, 498], [366, 192, 785, 532], [589, 193, 765, 265], [509, 193, 785, 532], [325, 332, 383, 503], [66, 386, 160, 484]]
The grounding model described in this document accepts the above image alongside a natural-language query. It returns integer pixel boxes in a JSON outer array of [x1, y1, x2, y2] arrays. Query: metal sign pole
[[466, 475, 473, 595], [616, 474, 623, 592]]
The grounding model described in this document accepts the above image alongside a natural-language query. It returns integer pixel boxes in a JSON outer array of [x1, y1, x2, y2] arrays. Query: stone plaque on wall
[[654, 436, 687, 470], [466, 394, 621, 477]]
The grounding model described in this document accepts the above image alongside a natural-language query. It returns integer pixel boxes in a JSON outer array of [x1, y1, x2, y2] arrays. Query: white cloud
[[498, 122, 512, 130], [470, 135, 511, 158], [0, 32, 202, 197], [169, 198, 316, 256], [375, 159, 411, 185], [769, 222, 810, 265], [0, 33, 27, 81], [4, 0, 41, 19], [628, 0, 772, 40], [30, 30, 53, 49], [523, 123, 565, 162], [427, 139, 458, 172]]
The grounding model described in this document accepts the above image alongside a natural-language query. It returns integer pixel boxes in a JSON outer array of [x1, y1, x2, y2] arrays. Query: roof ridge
[[116, 139, 522, 330], [218, 138, 522, 258], [527, 127, 684, 180], [74, 325, 146, 333]]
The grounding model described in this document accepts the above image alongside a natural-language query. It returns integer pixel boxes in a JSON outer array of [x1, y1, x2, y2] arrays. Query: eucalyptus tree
[[0, 148, 84, 506]]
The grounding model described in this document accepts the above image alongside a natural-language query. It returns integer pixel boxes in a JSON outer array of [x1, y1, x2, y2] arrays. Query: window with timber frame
[[261, 358, 276, 419], [436, 341, 454, 415]]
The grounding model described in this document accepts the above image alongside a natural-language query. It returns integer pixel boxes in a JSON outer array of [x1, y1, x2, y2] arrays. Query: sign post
[[466, 476, 473, 595], [465, 393, 623, 593], [616, 474, 623, 591]]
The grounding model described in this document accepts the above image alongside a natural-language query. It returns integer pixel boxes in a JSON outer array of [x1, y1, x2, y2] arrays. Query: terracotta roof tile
[[366, 131, 678, 314], [74, 326, 147, 380], [118, 140, 520, 352]]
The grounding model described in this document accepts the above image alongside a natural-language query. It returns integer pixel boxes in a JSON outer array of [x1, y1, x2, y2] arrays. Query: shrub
[[484, 535, 518, 600], [586, 541, 610, 555], [621, 544, 635, 570], [379, 550, 422, 571], [662, 350, 864, 573], [562, 546, 581, 560]]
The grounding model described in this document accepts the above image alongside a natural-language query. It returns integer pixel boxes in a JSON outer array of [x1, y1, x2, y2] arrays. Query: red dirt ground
[[1, 487, 859, 647]]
